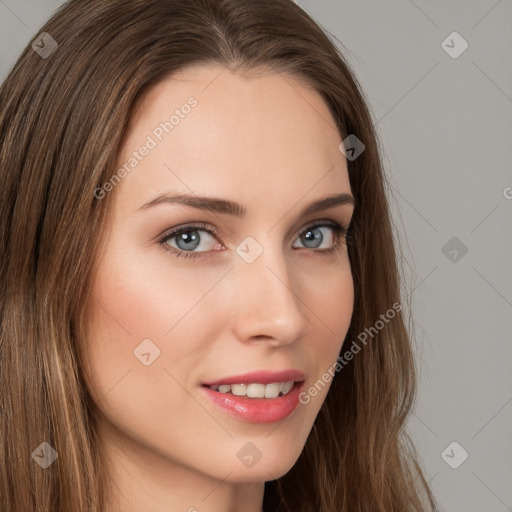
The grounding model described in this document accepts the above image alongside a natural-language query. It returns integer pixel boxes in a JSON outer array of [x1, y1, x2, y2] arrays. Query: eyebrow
[[138, 191, 355, 218]]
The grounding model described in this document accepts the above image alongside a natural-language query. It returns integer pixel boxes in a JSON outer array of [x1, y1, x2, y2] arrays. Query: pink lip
[[200, 381, 305, 423], [202, 369, 305, 387]]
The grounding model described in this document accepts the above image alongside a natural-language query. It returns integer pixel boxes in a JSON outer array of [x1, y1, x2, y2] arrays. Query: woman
[[0, 0, 438, 510]]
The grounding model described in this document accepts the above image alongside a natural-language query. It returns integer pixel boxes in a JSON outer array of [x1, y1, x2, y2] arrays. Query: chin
[[220, 434, 307, 483], [223, 456, 299, 483]]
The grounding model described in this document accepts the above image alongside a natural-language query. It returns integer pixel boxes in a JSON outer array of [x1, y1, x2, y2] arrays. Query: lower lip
[[200, 382, 304, 423]]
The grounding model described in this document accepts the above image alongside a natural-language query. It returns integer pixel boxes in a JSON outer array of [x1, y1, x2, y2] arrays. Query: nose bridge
[[230, 238, 307, 345]]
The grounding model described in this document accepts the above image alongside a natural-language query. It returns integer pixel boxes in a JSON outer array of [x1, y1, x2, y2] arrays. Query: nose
[[230, 243, 308, 347]]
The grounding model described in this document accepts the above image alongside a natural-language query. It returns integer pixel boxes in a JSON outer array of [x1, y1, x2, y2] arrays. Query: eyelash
[[158, 220, 352, 260]]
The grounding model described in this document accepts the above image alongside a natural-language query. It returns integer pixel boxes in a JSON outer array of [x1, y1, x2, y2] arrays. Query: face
[[83, 63, 354, 485]]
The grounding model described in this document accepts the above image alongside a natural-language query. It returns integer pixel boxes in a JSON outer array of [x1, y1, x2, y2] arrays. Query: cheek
[[81, 263, 231, 472], [306, 258, 354, 348], [85, 245, 228, 344], [81, 248, 236, 414], [297, 263, 354, 408]]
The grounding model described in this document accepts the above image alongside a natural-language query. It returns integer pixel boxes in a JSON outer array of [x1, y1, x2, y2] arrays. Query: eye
[[292, 222, 346, 251], [158, 220, 350, 259], [159, 222, 221, 258]]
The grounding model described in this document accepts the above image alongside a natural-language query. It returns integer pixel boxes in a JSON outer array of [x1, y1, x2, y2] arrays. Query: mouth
[[200, 370, 306, 423]]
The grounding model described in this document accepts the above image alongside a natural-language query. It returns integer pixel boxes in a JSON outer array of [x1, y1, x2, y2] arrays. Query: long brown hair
[[0, 0, 437, 510]]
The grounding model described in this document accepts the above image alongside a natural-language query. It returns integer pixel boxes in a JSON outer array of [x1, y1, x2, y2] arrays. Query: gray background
[[1, 1, 511, 511]]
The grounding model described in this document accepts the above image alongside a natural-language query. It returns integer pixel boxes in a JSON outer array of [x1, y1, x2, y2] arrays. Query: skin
[[83, 63, 355, 512]]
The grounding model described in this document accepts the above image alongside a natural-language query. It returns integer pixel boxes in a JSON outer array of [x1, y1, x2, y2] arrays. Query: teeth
[[247, 383, 265, 398], [264, 382, 281, 398], [282, 381, 294, 394], [209, 381, 295, 398], [231, 383, 247, 396]]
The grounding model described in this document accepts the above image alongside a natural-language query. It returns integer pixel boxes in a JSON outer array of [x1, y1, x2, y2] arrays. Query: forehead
[[115, 63, 350, 209]]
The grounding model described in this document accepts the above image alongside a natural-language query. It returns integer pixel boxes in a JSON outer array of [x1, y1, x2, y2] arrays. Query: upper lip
[[202, 369, 305, 387]]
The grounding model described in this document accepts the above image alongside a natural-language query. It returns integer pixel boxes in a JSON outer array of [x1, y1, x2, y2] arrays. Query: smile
[[205, 381, 295, 398]]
